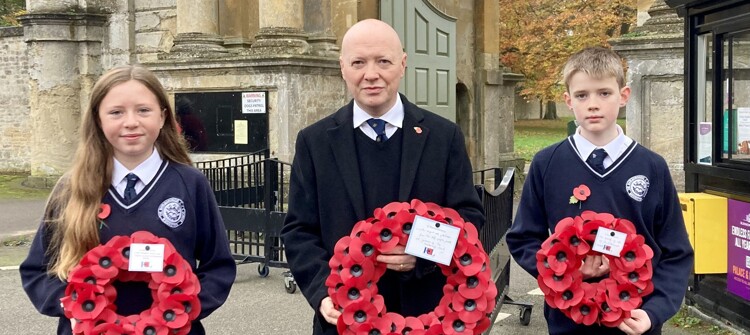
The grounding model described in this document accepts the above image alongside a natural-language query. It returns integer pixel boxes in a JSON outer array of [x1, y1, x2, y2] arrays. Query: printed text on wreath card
[[129, 243, 165, 272], [404, 215, 460, 265]]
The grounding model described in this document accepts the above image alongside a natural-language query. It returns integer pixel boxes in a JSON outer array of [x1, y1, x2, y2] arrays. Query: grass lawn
[[0, 174, 51, 200], [514, 117, 627, 162]]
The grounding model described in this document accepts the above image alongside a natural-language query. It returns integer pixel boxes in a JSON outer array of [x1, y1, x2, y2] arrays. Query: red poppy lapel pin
[[569, 184, 591, 209]]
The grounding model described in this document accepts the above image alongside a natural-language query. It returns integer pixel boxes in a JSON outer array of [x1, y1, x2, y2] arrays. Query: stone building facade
[[611, 0, 685, 190], [0, 27, 28, 173], [0, 0, 520, 187]]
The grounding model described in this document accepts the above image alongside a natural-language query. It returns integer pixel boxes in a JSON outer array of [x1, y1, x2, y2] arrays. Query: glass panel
[[697, 34, 713, 164], [723, 31, 750, 161]]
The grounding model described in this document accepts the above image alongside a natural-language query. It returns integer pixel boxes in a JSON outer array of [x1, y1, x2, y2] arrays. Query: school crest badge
[[158, 197, 186, 228], [626, 175, 649, 202]]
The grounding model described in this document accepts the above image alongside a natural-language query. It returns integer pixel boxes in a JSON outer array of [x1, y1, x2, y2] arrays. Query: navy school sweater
[[506, 137, 694, 335], [20, 161, 237, 335]]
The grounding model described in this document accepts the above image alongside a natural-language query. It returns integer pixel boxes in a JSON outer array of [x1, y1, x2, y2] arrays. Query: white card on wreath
[[405, 215, 460, 265], [591, 227, 627, 257], [128, 243, 165, 272]]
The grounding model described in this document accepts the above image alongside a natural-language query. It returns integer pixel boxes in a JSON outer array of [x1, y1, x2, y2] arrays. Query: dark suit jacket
[[280, 95, 485, 334]]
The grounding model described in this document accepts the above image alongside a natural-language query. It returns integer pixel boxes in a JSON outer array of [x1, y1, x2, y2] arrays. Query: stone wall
[[150, 59, 346, 163], [0, 27, 29, 172], [133, 0, 176, 64]]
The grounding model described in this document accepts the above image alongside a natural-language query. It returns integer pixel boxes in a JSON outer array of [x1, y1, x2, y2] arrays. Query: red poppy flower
[[131, 231, 160, 244], [454, 243, 487, 277], [340, 259, 375, 288], [351, 219, 374, 238], [402, 316, 425, 334], [91, 320, 129, 335], [340, 299, 380, 327], [581, 219, 608, 243], [98, 203, 111, 220], [553, 276, 585, 309], [542, 267, 577, 293], [135, 315, 169, 335], [569, 297, 599, 326], [409, 199, 429, 216], [384, 312, 406, 333], [66, 283, 108, 320], [68, 264, 111, 288], [84, 245, 123, 280], [151, 295, 189, 328], [417, 312, 439, 327], [441, 312, 475, 334], [544, 242, 580, 275], [573, 185, 591, 201], [365, 217, 402, 252], [451, 291, 487, 323], [156, 275, 200, 303], [352, 316, 392, 335], [335, 283, 373, 310], [152, 254, 189, 285], [167, 293, 201, 320], [606, 280, 642, 311], [613, 218, 637, 235], [554, 218, 589, 256], [442, 207, 465, 227], [612, 235, 653, 272], [348, 235, 379, 264], [379, 201, 410, 219], [456, 274, 490, 300]]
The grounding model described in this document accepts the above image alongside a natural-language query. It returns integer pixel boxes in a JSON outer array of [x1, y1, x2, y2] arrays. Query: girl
[[20, 65, 236, 335]]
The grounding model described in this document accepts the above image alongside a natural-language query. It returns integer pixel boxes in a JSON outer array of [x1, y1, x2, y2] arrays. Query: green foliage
[[0, 0, 25, 27], [499, 0, 636, 103]]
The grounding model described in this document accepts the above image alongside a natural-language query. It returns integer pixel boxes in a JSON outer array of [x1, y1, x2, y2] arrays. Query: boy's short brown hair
[[562, 46, 626, 91]]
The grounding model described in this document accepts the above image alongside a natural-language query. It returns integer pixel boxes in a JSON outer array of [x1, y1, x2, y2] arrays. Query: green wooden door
[[381, 0, 457, 121]]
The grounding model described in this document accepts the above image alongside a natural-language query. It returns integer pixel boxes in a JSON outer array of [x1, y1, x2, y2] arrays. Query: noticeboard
[[174, 91, 268, 153]]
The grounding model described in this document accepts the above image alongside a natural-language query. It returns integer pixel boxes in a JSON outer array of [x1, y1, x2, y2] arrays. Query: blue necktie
[[368, 119, 388, 142], [587, 148, 608, 174], [124, 173, 139, 204]]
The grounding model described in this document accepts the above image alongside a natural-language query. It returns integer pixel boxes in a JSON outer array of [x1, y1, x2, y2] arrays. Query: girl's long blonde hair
[[47, 65, 191, 279]]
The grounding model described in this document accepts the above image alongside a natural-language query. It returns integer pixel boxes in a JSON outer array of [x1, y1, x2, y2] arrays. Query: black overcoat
[[281, 95, 485, 334]]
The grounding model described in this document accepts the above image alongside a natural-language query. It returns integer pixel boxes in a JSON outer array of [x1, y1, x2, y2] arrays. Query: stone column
[[251, 0, 309, 54], [220, 0, 257, 49], [304, 0, 339, 57], [20, 2, 107, 186], [473, 0, 524, 183], [170, 0, 226, 56], [611, 0, 685, 190]]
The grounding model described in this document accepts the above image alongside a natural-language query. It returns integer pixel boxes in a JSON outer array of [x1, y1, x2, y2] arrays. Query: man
[[281, 19, 484, 334]]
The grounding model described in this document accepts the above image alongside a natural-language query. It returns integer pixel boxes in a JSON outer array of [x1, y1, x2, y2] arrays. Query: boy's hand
[[580, 255, 610, 279], [618, 309, 652, 335], [319, 296, 341, 325]]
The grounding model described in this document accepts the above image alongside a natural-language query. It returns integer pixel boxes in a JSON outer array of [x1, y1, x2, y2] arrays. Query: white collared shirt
[[573, 125, 633, 169], [352, 95, 404, 140], [111, 148, 164, 197]]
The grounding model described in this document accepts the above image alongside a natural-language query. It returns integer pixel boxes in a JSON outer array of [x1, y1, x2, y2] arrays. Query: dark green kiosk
[[667, 0, 750, 331]]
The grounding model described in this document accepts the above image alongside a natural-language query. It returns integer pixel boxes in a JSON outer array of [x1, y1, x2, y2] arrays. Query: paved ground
[[0, 198, 737, 334]]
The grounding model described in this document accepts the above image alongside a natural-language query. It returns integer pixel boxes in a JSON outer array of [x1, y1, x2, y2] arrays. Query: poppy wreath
[[536, 211, 654, 327], [61, 230, 201, 335], [326, 199, 497, 335]]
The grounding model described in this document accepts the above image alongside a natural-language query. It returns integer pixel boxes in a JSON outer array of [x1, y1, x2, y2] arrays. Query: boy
[[506, 47, 694, 335]]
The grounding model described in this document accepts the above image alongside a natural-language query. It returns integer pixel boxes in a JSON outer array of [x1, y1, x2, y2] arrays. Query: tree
[[0, 0, 24, 27], [499, 0, 636, 119]]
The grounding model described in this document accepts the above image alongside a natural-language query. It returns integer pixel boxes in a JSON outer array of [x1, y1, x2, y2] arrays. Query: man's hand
[[376, 245, 416, 272], [319, 297, 341, 325], [618, 309, 652, 335], [580, 255, 609, 279]]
